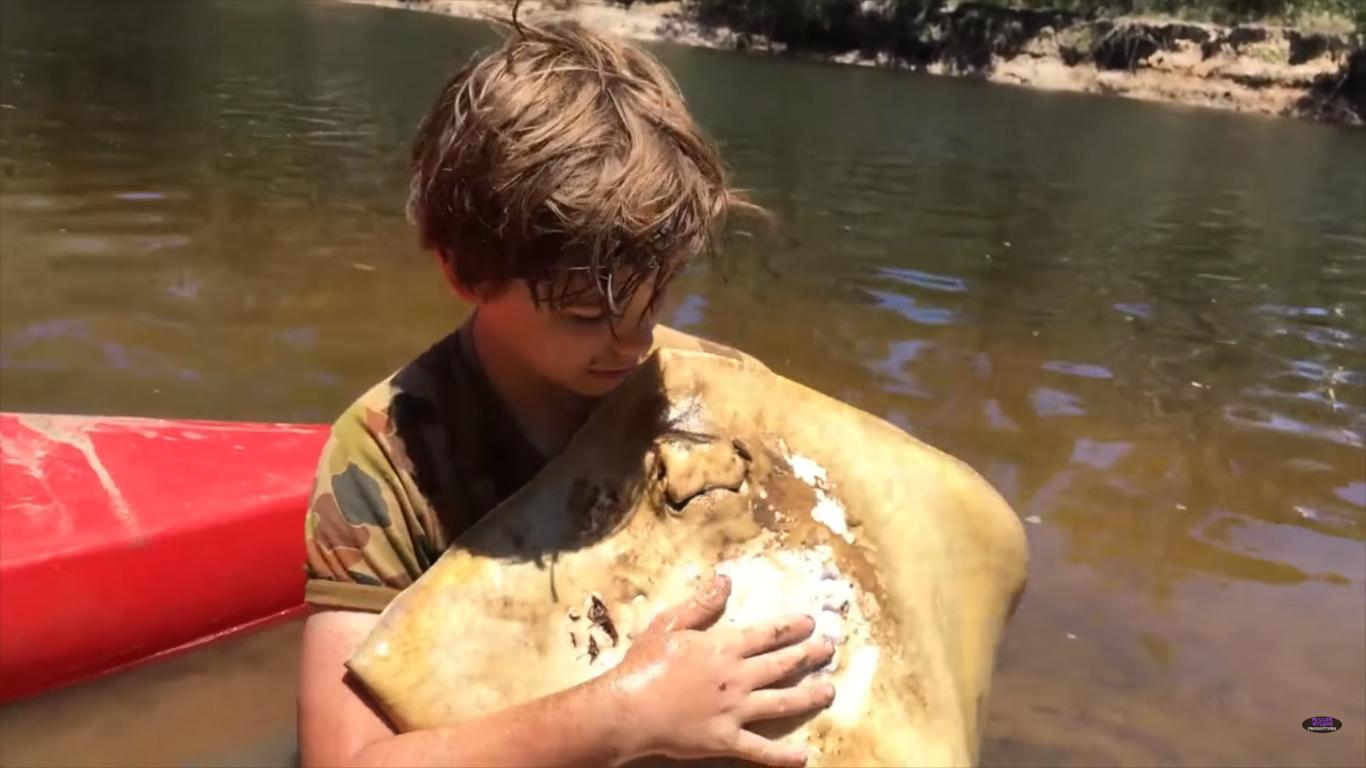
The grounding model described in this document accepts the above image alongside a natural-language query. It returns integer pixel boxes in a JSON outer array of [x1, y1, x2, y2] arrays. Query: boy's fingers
[[729, 730, 808, 767], [656, 574, 730, 632], [745, 636, 834, 689], [737, 680, 836, 723], [737, 614, 815, 657]]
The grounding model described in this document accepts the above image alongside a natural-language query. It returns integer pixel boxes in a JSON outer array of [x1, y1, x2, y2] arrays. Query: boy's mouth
[[587, 363, 640, 379]]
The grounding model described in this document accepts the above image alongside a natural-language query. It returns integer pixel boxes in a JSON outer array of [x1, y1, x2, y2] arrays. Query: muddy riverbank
[[343, 0, 1363, 124]]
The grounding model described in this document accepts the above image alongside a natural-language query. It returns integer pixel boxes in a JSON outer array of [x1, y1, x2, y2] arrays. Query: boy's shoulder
[[324, 332, 455, 457], [307, 331, 508, 608], [324, 329, 502, 498], [328, 324, 555, 509], [330, 328, 469, 424]]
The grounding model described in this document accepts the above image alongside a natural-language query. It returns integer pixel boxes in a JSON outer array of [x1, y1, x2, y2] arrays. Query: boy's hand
[[603, 574, 837, 767]]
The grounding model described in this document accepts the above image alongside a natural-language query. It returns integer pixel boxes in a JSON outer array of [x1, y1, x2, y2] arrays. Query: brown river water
[[1, 1, 1363, 766]]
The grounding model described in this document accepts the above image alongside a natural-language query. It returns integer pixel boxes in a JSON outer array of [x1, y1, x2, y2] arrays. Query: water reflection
[[1, 0, 1363, 766], [0, 620, 304, 768]]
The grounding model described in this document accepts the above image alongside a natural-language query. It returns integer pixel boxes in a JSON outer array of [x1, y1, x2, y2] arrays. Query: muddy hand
[[602, 574, 837, 767]]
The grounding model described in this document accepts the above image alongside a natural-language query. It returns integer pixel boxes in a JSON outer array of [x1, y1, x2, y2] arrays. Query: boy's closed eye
[[561, 308, 610, 324]]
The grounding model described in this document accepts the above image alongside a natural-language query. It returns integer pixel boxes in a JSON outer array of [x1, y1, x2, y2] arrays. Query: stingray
[[348, 348, 1029, 767]]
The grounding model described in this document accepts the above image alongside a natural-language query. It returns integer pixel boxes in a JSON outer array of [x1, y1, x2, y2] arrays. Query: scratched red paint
[[0, 413, 329, 704]]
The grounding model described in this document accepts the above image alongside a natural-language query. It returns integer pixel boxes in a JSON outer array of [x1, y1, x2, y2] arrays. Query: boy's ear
[[434, 249, 480, 303], [435, 248, 511, 304]]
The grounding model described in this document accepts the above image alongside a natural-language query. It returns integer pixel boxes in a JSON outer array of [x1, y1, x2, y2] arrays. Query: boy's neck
[[466, 312, 596, 459]]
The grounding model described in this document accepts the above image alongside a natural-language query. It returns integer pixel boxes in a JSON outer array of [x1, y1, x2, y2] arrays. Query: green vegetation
[[683, 0, 1364, 48], [676, 0, 1363, 123], [976, 0, 1362, 30]]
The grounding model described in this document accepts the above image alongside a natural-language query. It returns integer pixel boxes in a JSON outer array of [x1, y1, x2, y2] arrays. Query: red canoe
[[0, 412, 329, 704]]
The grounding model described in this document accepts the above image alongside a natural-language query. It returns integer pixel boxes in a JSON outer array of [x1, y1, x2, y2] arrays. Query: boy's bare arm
[[298, 577, 836, 768]]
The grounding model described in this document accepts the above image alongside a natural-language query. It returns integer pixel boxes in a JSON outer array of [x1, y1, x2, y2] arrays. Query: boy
[[297, 19, 836, 768]]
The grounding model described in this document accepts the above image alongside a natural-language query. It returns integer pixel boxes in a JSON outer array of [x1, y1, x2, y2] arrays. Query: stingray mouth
[[653, 435, 750, 513], [649, 428, 859, 547]]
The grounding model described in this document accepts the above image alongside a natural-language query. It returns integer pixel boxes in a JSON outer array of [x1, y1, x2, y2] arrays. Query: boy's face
[[467, 271, 664, 398]]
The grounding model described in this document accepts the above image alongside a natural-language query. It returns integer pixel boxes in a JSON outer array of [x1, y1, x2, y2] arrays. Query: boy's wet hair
[[407, 15, 766, 318]]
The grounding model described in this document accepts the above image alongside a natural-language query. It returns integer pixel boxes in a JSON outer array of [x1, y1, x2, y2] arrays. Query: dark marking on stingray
[[587, 635, 600, 663], [588, 595, 618, 645], [566, 477, 633, 543], [663, 428, 718, 445], [751, 493, 779, 530], [568, 477, 598, 522], [549, 557, 559, 603]]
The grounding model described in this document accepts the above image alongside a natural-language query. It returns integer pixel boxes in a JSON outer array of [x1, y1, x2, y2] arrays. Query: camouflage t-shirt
[[304, 319, 763, 612]]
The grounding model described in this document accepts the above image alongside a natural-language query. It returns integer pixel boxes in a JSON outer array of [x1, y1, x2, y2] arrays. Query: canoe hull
[[0, 413, 328, 704]]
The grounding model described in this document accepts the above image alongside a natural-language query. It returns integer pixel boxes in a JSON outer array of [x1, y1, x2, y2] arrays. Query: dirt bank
[[343, 0, 1363, 124]]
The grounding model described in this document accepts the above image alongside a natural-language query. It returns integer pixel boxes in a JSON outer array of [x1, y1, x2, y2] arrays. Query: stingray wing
[[348, 350, 1027, 766]]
